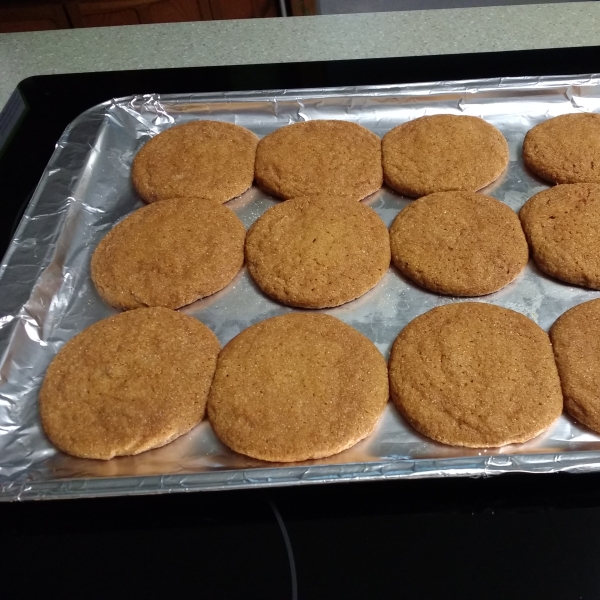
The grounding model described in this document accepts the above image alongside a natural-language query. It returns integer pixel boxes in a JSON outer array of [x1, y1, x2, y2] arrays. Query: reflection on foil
[[2, 75, 600, 500]]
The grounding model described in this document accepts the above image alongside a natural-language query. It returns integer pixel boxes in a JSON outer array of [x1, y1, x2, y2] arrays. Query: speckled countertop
[[1, 3, 600, 110]]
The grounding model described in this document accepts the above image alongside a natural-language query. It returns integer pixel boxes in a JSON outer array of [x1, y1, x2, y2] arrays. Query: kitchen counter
[[1, 2, 600, 111]]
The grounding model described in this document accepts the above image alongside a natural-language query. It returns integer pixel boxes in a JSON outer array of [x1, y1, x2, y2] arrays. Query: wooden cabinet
[[0, 3, 70, 32], [0, 0, 279, 31], [66, 0, 204, 27], [290, 0, 315, 16], [209, 0, 277, 19]]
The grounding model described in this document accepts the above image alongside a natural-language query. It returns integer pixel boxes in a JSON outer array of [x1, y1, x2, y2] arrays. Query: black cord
[[268, 498, 298, 600]]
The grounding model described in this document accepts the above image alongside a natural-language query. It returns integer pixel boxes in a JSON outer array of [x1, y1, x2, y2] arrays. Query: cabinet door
[[67, 0, 204, 27], [290, 0, 316, 16], [209, 0, 278, 19], [138, 0, 201, 23], [0, 4, 70, 32]]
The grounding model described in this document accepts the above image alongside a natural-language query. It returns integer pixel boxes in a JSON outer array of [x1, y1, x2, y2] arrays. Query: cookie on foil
[[207, 313, 389, 462], [245, 195, 390, 308], [91, 197, 245, 310], [132, 120, 258, 204], [254, 120, 382, 200], [523, 113, 600, 184], [389, 191, 528, 296], [40, 308, 221, 460], [519, 183, 600, 290], [389, 303, 563, 448], [382, 114, 509, 198], [551, 299, 600, 434]]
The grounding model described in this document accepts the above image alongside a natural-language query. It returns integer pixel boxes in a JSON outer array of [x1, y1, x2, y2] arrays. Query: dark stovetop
[[3, 47, 600, 600]]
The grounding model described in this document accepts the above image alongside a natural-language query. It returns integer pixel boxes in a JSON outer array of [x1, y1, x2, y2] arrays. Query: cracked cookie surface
[[523, 113, 600, 184], [207, 312, 389, 462], [389, 191, 528, 296], [254, 120, 382, 200], [519, 183, 600, 289], [382, 115, 508, 198], [388, 302, 563, 448], [91, 197, 245, 310], [132, 120, 258, 204], [551, 299, 600, 434], [245, 195, 390, 308], [40, 307, 220, 460]]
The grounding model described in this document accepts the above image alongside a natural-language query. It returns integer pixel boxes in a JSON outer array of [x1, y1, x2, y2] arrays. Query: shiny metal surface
[[2, 75, 600, 500]]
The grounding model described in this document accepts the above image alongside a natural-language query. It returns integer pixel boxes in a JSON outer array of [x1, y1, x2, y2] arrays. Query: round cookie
[[207, 313, 389, 462], [245, 195, 390, 308], [40, 307, 221, 460], [389, 191, 528, 296], [382, 114, 509, 198], [132, 120, 258, 204], [389, 303, 563, 448], [551, 299, 600, 433], [523, 113, 600, 184], [91, 197, 245, 310], [519, 183, 600, 289], [254, 120, 382, 200]]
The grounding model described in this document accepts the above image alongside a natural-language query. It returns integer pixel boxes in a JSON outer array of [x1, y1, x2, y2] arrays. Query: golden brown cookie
[[254, 120, 382, 200], [245, 195, 390, 308], [550, 299, 600, 434], [91, 197, 245, 310], [40, 308, 221, 460], [382, 115, 509, 198], [523, 113, 600, 184], [207, 313, 389, 462], [389, 303, 563, 448], [389, 191, 528, 296], [519, 183, 600, 289], [132, 120, 258, 204]]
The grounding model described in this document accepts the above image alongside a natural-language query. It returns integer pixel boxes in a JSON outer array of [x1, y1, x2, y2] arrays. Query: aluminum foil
[[2, 75, 600, 501]]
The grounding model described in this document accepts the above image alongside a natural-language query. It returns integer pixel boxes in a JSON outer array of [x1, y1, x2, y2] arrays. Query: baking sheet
[[2, 75, 600, 501]]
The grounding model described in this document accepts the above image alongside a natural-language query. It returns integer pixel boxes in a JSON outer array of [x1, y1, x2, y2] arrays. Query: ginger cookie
[[519, 183, 600, 289], [523, 113, 600, 184], [389, 191, 528, 296], [550, 299, 600, 434], [132, 120, 258, 204], [91, 197, 245, 310], [207, 313, 389, 462], [245, 195, 390, 308], [382, 115, 509, 198], [389, 303, 563, 448], [40, 307, 221, 460], [254, 120, 382, 200]]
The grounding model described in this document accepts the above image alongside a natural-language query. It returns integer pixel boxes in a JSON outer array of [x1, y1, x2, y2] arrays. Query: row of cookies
[[39, 308, 389, 460], [131, 116, 506, 204], [39, 296, 600, 461], [90, 183, 600, 317], [91, 194, 391, 311], [90, 191, 507, 311], [130, 112, 600, 206]]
